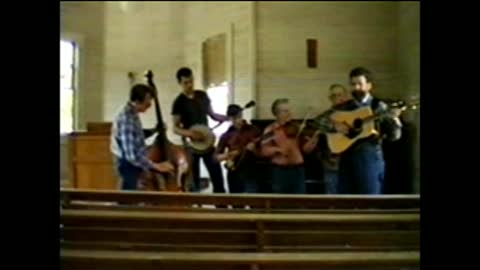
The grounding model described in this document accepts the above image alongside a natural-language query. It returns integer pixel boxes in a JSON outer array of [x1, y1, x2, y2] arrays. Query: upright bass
[[139, 70, 192, 192]]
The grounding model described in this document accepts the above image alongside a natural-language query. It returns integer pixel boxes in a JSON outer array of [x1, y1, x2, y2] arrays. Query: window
[[202, 33, 229, 141], [60, 40, 77, 134], [207, 82, 230, 141]]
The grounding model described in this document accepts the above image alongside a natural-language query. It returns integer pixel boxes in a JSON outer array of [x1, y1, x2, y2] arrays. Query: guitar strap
[[370, 97, 384, 144], [181, 91, 205, 148], [371, 97, 381, 112]]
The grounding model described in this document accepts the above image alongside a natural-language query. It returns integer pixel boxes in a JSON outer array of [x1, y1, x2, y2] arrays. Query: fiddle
[[261, 119, 301, 143], [224, 121, 261, 170], [224, 119, 301, 171], [279, 120, 300, 138]]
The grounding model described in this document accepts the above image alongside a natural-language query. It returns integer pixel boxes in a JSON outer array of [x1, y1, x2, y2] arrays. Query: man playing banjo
[[171, 67, 229, 193]]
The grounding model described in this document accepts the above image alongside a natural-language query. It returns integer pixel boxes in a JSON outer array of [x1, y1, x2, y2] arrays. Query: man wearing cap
[[215, 104, 261, 194]]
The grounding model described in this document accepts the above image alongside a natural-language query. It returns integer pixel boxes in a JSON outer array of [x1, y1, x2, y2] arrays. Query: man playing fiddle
[[261, 98, 308, 194], [215, 104, 261, 194]]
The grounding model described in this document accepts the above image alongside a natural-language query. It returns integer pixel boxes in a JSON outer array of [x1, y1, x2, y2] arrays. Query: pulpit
[[69, 122, 118, 190]]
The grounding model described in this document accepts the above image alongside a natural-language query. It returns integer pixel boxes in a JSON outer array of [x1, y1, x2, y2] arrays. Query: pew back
[[61, 188, 420, 211], [61, 209, 419, 252], [62, 249, 420, 270], [60, 190, 420, 270]]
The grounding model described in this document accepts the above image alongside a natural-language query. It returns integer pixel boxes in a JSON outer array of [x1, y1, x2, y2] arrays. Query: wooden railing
[[61, 188, 420, 211]]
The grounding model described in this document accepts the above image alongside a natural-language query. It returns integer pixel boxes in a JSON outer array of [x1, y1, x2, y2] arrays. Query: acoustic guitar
[[324, 100, 419, 154]]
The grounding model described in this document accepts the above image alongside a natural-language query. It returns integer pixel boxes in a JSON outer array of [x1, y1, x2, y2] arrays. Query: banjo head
[[187, 124, 216, 152]]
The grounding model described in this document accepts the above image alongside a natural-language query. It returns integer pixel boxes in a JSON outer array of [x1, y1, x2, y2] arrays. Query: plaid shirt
[[312, 107, 341, 170], [111, 103, 153, 171], [313, 107, 338, 133]]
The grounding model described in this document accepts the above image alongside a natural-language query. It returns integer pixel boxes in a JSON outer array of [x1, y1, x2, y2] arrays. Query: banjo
[[185, 101, 256, 154]]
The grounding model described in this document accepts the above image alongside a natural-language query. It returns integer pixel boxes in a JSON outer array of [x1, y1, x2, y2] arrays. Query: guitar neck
[[362, 106, 407, 123], [362, 113, 383, 123]]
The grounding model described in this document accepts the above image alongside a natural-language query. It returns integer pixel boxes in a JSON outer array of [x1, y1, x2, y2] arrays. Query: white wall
[[61, 1, 419, 124], [184, 1, 256, 119], [256, 1, 400, 118], [102, 1, 186, 144]]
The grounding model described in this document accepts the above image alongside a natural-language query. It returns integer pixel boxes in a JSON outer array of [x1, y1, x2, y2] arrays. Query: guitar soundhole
[[346, 118, 363, 139], [353, 118, 363, 129]]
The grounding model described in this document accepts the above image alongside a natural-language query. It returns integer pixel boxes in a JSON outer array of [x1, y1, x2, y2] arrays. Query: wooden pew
[[61, 210, 419, 260], [61, 190, 420, 269], [61, 188, 420, 213], [62, 249, 419, 270], [61, 209, 420, 251], [61, 208, 420, 269]]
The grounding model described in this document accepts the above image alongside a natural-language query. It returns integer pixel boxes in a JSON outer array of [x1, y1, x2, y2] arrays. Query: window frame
[[60, 33, 83, 136]]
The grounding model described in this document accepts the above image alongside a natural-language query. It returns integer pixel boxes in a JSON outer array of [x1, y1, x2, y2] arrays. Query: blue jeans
[[270, 165, 306, 194], [227, 166, 258, 194], [116, 158, 143, 190], [324, 169, 339, 194], [338, 142, 385, 194]]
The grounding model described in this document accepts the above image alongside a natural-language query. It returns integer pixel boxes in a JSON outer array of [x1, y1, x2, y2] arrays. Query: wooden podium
[[69, 122, 118, 190]]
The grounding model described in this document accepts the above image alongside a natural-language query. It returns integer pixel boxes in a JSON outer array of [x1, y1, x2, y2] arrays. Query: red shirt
[[261, 122, 304, 166]]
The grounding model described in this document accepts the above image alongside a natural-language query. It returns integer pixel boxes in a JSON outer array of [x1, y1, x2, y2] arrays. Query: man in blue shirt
[[111, 84, 174, 190], [332, 67, 402, 194]]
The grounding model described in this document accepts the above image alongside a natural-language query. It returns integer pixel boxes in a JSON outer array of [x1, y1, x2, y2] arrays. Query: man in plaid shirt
[[304, 84, 350, 194], [111, 84, 174, 190]]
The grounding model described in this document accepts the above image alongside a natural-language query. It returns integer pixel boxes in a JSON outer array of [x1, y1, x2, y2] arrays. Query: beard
[[352, 90, 367, 100]]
